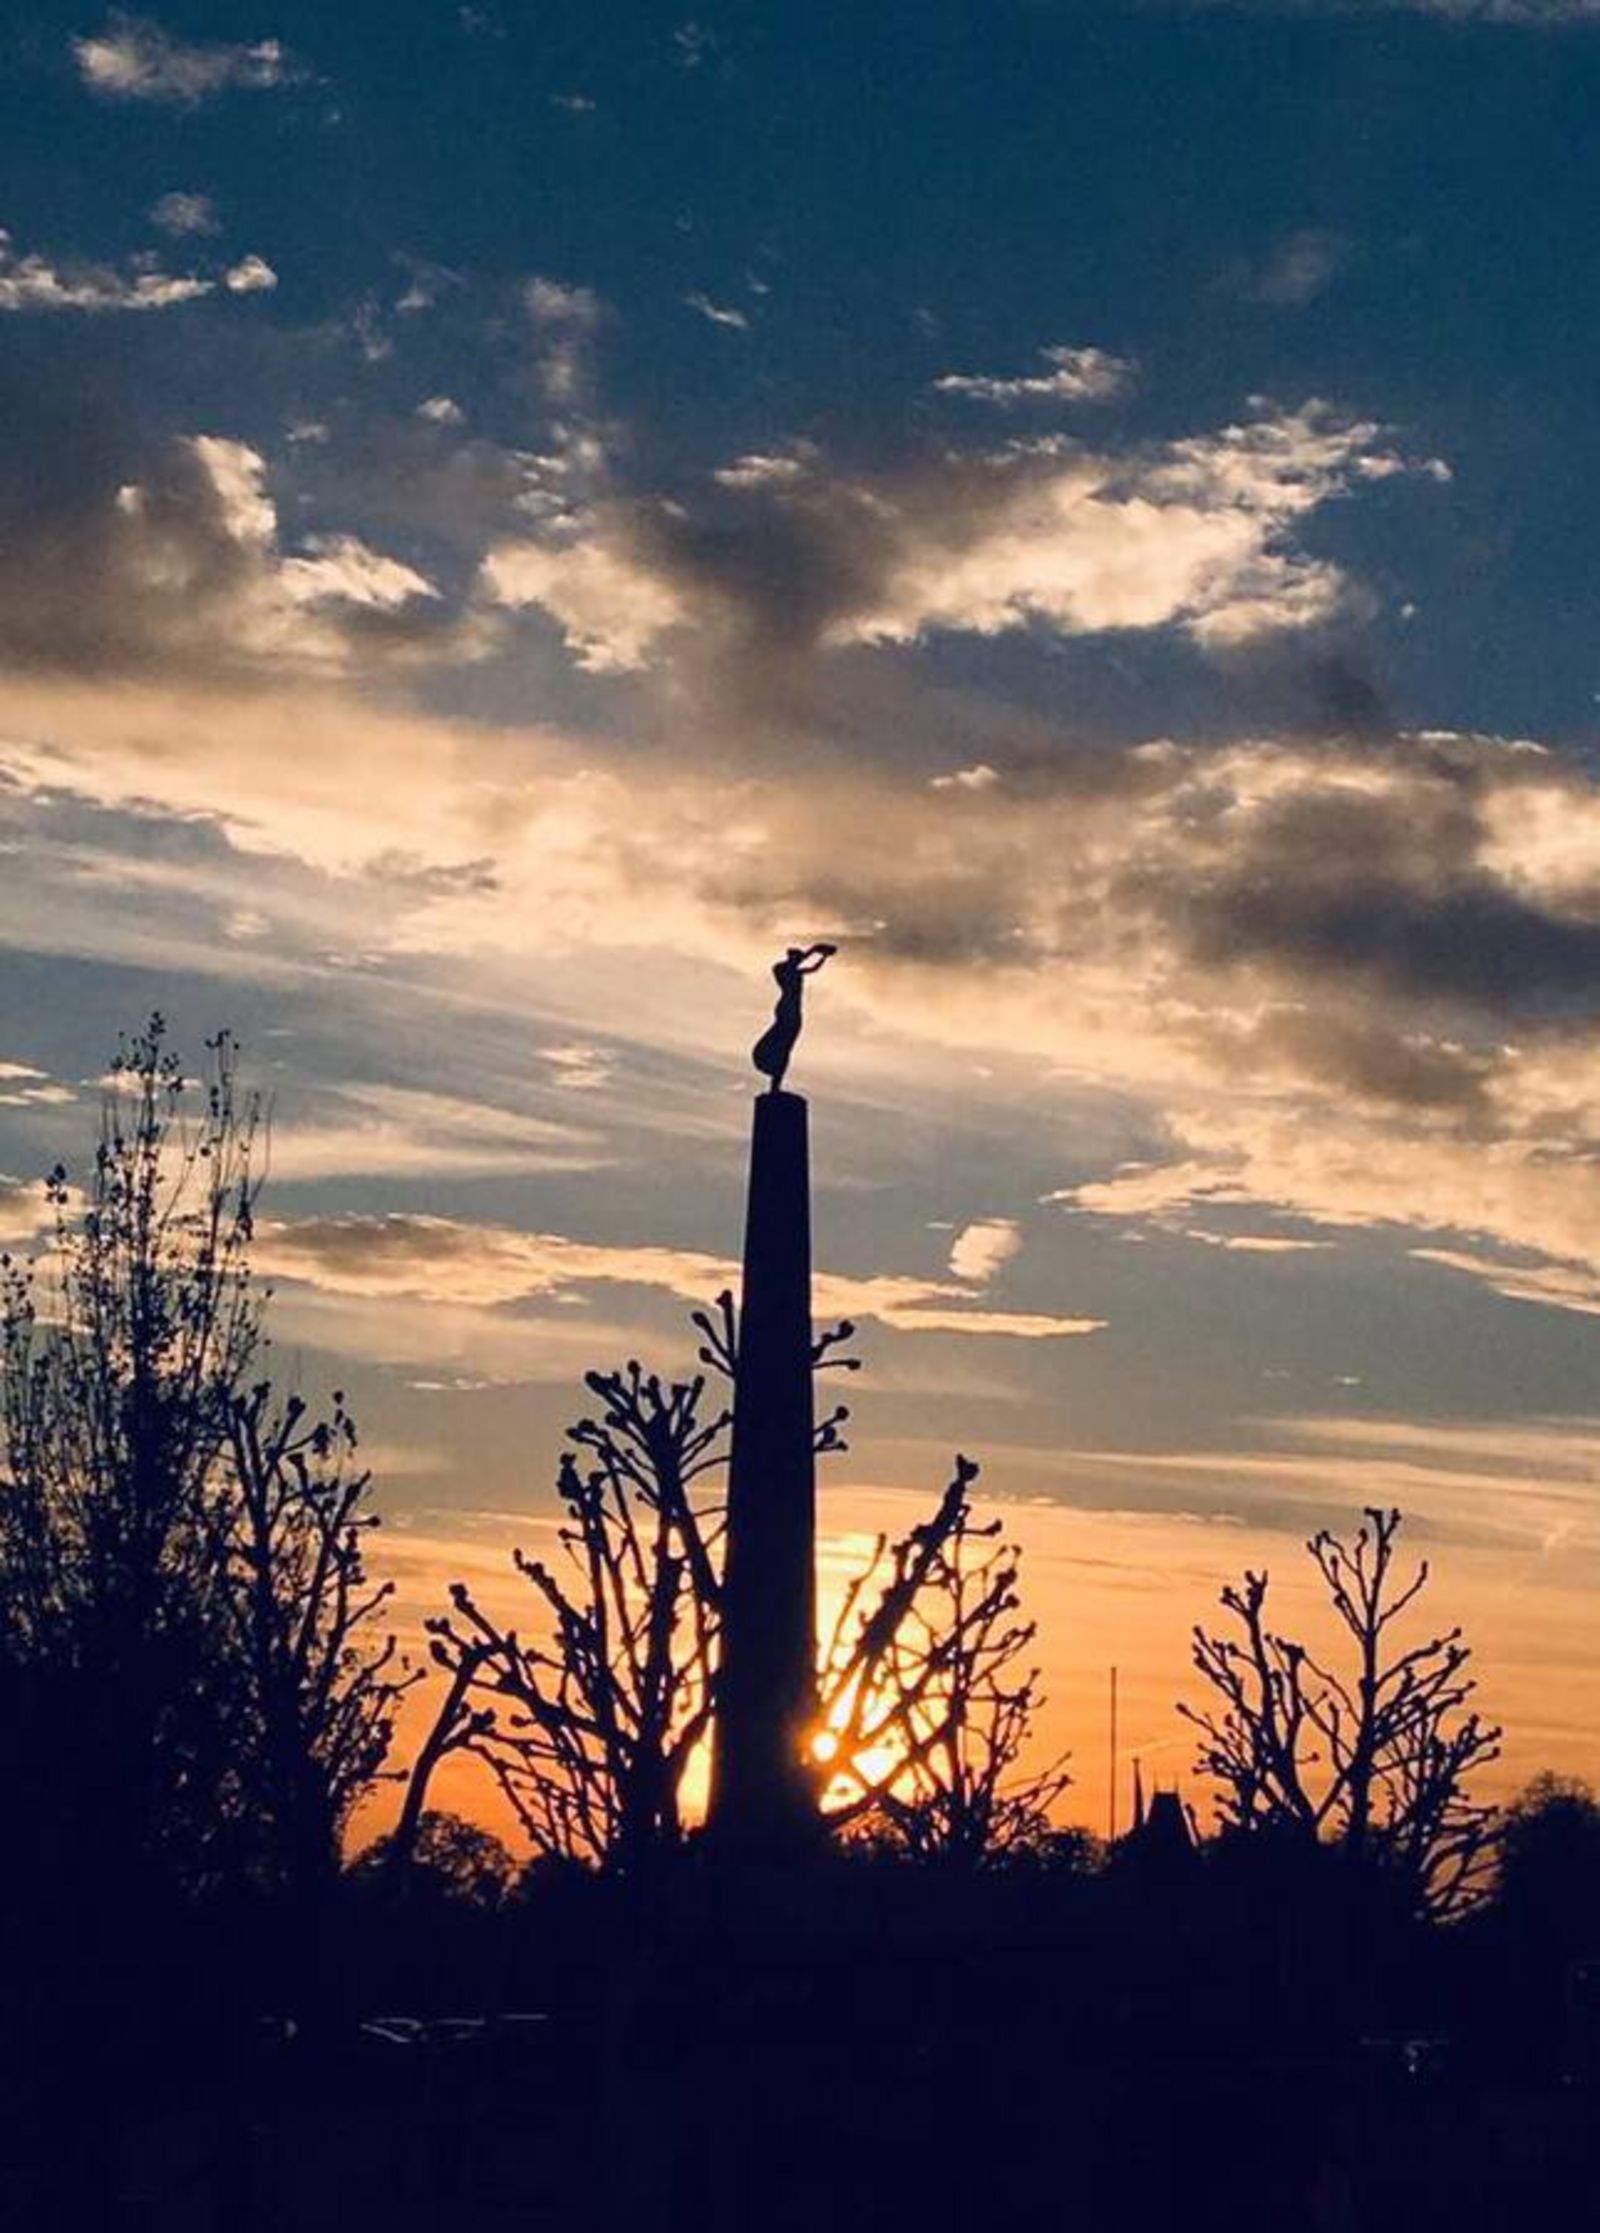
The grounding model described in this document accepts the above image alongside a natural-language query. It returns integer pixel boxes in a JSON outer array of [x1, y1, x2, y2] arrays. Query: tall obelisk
[[707, 944, 836, 1855]]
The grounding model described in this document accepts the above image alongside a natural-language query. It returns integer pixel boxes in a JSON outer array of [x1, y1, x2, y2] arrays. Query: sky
[[6, 0, 1600, 1840]]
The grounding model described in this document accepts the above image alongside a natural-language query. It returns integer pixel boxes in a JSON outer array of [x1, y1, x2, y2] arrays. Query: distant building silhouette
[[1121, 1761, 1197, 1872]]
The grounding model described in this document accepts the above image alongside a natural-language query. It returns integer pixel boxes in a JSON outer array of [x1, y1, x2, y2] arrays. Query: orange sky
[[359, 1451, 1600, 1859]]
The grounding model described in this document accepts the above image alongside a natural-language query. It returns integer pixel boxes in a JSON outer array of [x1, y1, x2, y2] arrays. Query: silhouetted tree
[[1492, 1772, 1600, 1951], [0, 1018, 409, 1913], [354, 1808, 518, 1909], [412, 1347, 729, 1870], [1181, 1505, 1500, 1915], [817, 1455, 1072, 1863], [412, 1300, 1067, 1869], [0, 1020, 262, 1899], [226, 1378, 417, 1895]]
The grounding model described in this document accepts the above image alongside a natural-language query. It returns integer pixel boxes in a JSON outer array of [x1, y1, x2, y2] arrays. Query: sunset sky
[[5, 0, 1600, 1838]]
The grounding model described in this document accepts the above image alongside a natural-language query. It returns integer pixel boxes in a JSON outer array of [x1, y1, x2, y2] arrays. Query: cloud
[[0, 1175, 55, 1246], [1181, 1229, 1333, 1254], [479, 529, 688, 671], [1230, 230, 1348, 307], [685, 292, 750, 331], [538, 1043, 616, 1092], [479, 400, 1426, 679], [417, 396, 466, 426], [149, 192, 219, 238], [223, 255, 278, 295], [1, 321, 1598, 1345], [73, 15, 303, 104], [929, 764, 1001, 793], [948, 1218, 1023, 1283], [1409, 1248, 1600, 1318], [279, 533, 437, 613], [525, 277, 605, 407], [262, 1083, 605, 1184], [1162, 738, 1600, 1015], [1056, 1054, 1600, 1320], [0, 408, 455, 683], [0, 229, 211, 314], [0, 1061, 77, 1111], [932, 345, 1136, 407], [673, 20, 719, 66], [268, 1285, 654, 1385], [712, 451, 812, 491], [254, 1210, 1102, 1339], [19, 650, 1600, 1335]]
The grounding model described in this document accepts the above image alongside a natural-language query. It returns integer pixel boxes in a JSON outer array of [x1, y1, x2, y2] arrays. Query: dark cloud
[[0, 371, 458, 682], [1195, 871, 1600, 1014], [1241, 1007, 1498, 1118], [1168, 755, 1600, 1020], [0, 381, 254, 676]]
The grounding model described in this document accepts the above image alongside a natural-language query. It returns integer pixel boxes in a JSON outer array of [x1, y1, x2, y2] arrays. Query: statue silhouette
[[751, 943, 836, 1092]]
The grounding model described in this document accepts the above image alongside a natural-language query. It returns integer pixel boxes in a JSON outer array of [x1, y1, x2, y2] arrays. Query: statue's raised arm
[[751, 942, 837, 1092]]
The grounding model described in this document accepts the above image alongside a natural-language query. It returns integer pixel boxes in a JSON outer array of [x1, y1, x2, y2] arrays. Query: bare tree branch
[[1181, 1506, 1500, 1915]]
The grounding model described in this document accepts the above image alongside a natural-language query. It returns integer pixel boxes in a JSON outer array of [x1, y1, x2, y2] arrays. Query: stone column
[[707, 1088, 820, 1853]]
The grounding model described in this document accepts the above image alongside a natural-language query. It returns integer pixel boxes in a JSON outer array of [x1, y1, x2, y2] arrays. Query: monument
[[707, 944, 837, 1854]]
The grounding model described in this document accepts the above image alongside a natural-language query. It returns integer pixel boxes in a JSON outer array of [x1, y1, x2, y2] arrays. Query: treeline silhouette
[[1, 1024, 1596, 2230]]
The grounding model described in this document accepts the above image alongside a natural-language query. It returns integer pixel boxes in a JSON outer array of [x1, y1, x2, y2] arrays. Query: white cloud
[[74, 16, 303, 104], [526, 277, 600, 324], [223, 254, 278, 295], [1061, 1087, 1600, 1323], [1409, 1248, 1600, 1318], [0, 231, 279, 316], [525, 277, 604, 405], [479, 528, 687, 671], [837, 405, 1405, 650], [0, 1060, 78, 1110], [930, 764, 1001, 792], [932, 344, 1136, 407], [685, 291, 750, 331], [712, 451, 812, 490], [539, 1043, 616, 1092], [188, 434, 275, 544], [417, 395, 466, 426], [0, 229, 210, 314], [149, 191, 219, 238], [0, 1175, 54, 1245], [483, 400, 1429, 673], [254, 1210, 1102, 1340], [948, 1217, 1023, 1283], [279, 534, 438, 613], [1183, 1228, 1334, 1254]]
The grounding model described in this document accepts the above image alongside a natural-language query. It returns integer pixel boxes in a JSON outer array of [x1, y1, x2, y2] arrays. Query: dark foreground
[[6, 1854, 1596, 2231]]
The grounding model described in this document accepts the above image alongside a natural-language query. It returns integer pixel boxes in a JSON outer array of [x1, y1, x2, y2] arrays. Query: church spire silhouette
[[706, 947, 835, 1853]]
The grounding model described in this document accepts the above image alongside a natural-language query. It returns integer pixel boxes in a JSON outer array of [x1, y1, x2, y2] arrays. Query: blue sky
[[7, 0, 1600, 1820]]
